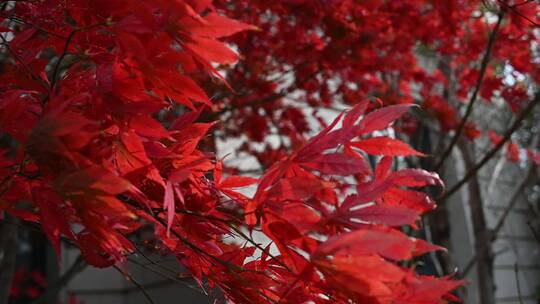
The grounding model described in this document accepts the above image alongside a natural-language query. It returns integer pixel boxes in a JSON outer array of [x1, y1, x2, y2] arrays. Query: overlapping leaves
[[0, 1, 461, 303]]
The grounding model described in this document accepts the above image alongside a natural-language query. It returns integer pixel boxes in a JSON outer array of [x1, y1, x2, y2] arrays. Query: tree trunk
[[0, 214, 18, 304], [458, 140, 495, 304]]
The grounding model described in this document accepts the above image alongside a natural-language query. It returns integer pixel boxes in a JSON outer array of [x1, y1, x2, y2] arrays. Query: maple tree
[[206, 1, 540, 303], [209, 0, 539, 167], [0, 0, 538, 303]]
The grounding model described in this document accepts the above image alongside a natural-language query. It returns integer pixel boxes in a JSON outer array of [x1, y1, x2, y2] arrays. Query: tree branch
[[127, 257, 206, 294], [441, 91, 540, 201], [49, 30, 77, 92], [460, 165, 536, 277], [458, 140, 494, 304], [0, 12, 67, 39], [205, 69, 320, 121], [113, 265, 156, 304], [526, 221, 540, 244], [432, 10, 505, 171], [0, 33, 48, 90], [514, 263, 525, 304], [497, 0, 539, 27]]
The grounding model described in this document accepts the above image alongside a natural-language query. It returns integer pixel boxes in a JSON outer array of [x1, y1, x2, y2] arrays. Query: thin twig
[[120, 198, 256, 273], [130, 244, 181, 277], [526, 221, 540, 244], [433, 11, 505, 171], [277, 267, 307, 303], [206, 69, 320, 121], [441, 91, 540, 201], [514, 263, 525, 304], [0, 33, 48, 90], [127, 257, 206, 295], [45, 22, 106, 102], [512, 0, 537, 7], [152, 216, 250, 273], [113, 265, 156, 304], [228, 225, 291, 273], [497, 0, 540, 27], [0, 12, 67, 39], [45, 28, 78, 102], [67, 279, 173, 295], [150, 210, 279, 303], [155, 205, 292, 273]]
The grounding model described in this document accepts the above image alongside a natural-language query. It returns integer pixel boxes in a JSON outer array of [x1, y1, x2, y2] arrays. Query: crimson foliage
[[212, 0, 540, 166], [0, 0, 501, 303]]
